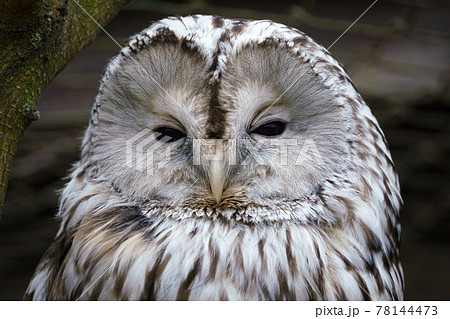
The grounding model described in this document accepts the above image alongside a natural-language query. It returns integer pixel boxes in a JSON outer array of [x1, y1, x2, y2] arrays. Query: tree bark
[[0, 0, 132, 218]]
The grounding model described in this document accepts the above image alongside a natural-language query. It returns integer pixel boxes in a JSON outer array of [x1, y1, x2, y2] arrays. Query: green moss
[[22, 102, 32, 112], [45, 10, 54, 21], [30, 32, 41, 47]]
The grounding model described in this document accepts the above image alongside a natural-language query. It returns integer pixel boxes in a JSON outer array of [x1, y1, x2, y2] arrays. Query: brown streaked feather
[[176, 257, 202, 300]]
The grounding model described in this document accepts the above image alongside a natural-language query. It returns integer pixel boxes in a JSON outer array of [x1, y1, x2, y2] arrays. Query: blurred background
[[0, 0, 449, 300]]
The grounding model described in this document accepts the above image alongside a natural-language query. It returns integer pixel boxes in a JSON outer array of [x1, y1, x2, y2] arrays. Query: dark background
[[1, 0, 449, 300]]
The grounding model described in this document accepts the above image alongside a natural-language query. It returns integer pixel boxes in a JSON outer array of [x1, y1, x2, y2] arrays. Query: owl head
[[81, 15, 400, 225]]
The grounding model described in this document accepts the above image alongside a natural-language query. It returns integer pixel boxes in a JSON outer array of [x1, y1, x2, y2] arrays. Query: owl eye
[[251, 121, 286, 137], [154, 126, 186, 143]]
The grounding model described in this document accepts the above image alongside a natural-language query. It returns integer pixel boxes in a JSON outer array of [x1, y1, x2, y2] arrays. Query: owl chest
[[67, 214, 396, 300], [99, 220, 326, 300]]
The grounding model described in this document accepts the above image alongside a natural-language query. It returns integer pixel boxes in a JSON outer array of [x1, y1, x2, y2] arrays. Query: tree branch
[[0, 0, 132, 218]]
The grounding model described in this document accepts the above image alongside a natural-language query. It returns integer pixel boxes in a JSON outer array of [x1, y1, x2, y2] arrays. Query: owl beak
[[209, 159, 225, 203]]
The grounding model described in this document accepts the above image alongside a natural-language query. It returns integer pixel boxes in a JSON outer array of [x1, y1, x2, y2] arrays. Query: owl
[[24, 15, 403, 300]]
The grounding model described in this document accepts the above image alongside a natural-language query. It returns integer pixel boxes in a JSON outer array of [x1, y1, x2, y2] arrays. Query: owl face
[[83, 16, 380, 222]]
